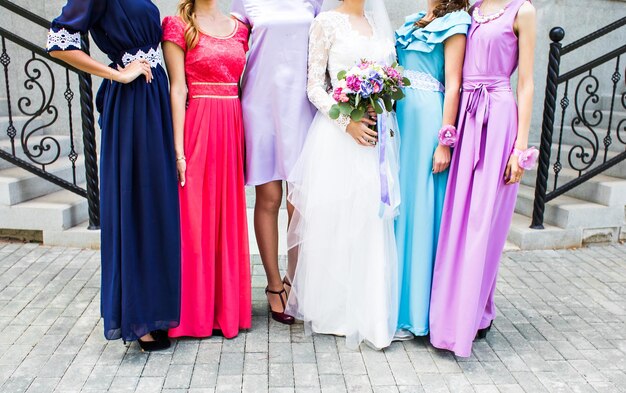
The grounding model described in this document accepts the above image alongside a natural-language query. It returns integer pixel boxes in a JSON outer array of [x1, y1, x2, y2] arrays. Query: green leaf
[[402, 77, 411, 87], [391, 89, 405, 101], [338, 102, 353, 115], [350, 108, 365, 122], [383, 97, 393, 112], [337, 70, 347, 80], [329, 105, 341, 120], [373, 100, 384, 114]]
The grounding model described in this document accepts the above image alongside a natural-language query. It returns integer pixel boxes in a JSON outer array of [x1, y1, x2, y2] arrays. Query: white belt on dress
[[120, 47, 163, 69], [404, 70, 445, 93]]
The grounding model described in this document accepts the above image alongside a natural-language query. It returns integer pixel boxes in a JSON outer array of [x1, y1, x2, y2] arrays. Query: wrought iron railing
[[0, 0, 100, 229], [531, 17, 626, 229]]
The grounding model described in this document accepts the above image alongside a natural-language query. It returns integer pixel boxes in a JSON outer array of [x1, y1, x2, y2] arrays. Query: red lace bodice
[[162, 15, 249, 98]]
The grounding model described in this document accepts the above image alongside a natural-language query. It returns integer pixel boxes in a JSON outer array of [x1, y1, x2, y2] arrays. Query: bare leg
[[254, 181, 287, 311], [285, 191, 297, 295], [140, 333, 155, 342]]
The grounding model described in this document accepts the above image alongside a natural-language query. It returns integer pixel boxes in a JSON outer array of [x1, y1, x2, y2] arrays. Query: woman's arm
[[162, 41, 187, 186], [513, 1, 536, 151], [433, 33, 466, 174], [306, 17, 377, 146], [505, 1, 536, 185], [50, 50, 153, 84]]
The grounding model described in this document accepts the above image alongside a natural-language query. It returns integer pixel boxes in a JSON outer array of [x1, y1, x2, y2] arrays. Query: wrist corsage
[[438, 125, 458, 147], [512, 147, 539, 170]]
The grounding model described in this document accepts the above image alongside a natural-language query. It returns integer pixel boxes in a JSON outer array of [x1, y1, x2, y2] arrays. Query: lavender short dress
[[231, 0, 322, 186]]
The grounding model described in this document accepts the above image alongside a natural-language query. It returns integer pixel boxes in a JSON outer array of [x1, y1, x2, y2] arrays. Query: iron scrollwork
[[617, 91, 626, 146], [17, 53, 61, 169], [567, 72, 600, 175]]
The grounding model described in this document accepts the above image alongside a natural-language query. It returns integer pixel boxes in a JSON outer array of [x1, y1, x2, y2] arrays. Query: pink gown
[[429, 0, 529, 357], [162, 16, 251, 338]]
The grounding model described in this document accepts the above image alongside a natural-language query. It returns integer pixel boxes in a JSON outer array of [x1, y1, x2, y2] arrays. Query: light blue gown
[[395, 11, 471, 336]]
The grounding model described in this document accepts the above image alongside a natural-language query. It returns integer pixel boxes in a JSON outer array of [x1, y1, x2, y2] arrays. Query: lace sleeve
[[46, 0, 106, 52], [307, 17, 351, 131]]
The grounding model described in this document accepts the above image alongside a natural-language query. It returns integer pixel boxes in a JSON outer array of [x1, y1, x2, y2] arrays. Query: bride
[[286, 0, 400, 349]]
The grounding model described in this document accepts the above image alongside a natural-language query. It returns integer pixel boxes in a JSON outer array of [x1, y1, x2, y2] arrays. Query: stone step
[[0, 134, 76, 170], [0, 157, 86, 206], [0, 184, 88, 231], [514, 183, 624, 229], [521, 166, 626, 207], [506, 212, 582, 250]]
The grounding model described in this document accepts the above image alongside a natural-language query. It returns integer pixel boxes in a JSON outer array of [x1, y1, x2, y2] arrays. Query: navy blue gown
[[47, 0, 181, 341]]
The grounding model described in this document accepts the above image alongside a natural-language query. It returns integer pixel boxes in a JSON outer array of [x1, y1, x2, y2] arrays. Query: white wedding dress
[[286, 10, 400, 350]]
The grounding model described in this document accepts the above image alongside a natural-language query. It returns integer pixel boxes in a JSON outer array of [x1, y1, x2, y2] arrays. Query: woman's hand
[[504, 154, 524, 185], [114, 59, 153, 84], [433, 144, 451, 174], [177, 158, 187, 187], [346, 117, 378, 147]]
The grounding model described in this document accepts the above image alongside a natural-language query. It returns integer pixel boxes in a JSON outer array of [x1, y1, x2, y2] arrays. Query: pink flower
[[372, 81, 382, 93], [332, 87, 343, 102], [516, 147, 539, 170], [358, 61, 371, 70], [346, 75, 362, 91], [384, 66, 400, 81], [438, 125, 458, 147], [339, 93, 349, 103]]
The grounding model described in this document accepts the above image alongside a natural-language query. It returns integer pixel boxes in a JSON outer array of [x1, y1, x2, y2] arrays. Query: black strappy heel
[[475, 321, 493, 340]]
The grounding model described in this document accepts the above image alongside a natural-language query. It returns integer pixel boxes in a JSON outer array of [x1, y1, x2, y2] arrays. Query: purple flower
[[360, 80, 374, 98]]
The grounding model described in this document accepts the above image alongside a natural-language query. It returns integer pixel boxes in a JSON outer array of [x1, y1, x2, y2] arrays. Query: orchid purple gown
[[429, 0, 529, 357]]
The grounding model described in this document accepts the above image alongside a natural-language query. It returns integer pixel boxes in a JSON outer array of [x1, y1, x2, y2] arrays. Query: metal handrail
[[561, 16, 626, 55], [0, 0, 51, 29], [531, 19, 626, 229], [0, 0, 100, 229]]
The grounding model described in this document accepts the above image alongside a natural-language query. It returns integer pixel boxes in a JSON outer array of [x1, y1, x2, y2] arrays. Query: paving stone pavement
[[0, 241, 625, 393]]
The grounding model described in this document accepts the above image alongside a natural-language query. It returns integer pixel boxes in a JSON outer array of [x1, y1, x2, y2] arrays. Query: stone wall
[[1, 0, 625, 144]]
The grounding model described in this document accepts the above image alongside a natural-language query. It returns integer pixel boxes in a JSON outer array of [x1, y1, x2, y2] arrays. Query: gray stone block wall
[[1, 0, 626, 147]]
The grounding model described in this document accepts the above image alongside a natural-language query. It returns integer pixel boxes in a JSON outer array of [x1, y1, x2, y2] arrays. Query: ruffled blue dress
[[47, 0, 181, 341], [395, 10, 470, 336]]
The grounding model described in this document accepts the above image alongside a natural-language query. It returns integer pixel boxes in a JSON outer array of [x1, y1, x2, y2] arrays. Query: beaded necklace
[[473, 1, 508, 24]]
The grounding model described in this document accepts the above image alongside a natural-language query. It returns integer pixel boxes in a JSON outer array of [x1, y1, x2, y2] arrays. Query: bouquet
[[329, 59, 410, 123]]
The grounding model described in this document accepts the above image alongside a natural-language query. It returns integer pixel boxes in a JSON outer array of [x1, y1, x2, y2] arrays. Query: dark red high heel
[[265, 286, 295, 325]]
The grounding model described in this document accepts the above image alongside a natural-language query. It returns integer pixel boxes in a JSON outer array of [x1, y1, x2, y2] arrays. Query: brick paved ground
[[0, 241, 625, 393]]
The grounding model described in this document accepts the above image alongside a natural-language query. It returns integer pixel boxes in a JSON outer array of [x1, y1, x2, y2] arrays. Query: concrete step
[[552, 125, 626, 153], [43, 220, 100, 249], [515, 184, 624, 229], [0, 134, 76, 170], [591, 92, 626, 109], [521, 166, 626, 207], [544, 143, 626, 180], [584, 109, 626, 124], [0, 98, 7, 117], [0, 184, 88, 231], [0, 115, 47, 141], [506, 212, 581, 250], [0, 157, 86, 206]]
